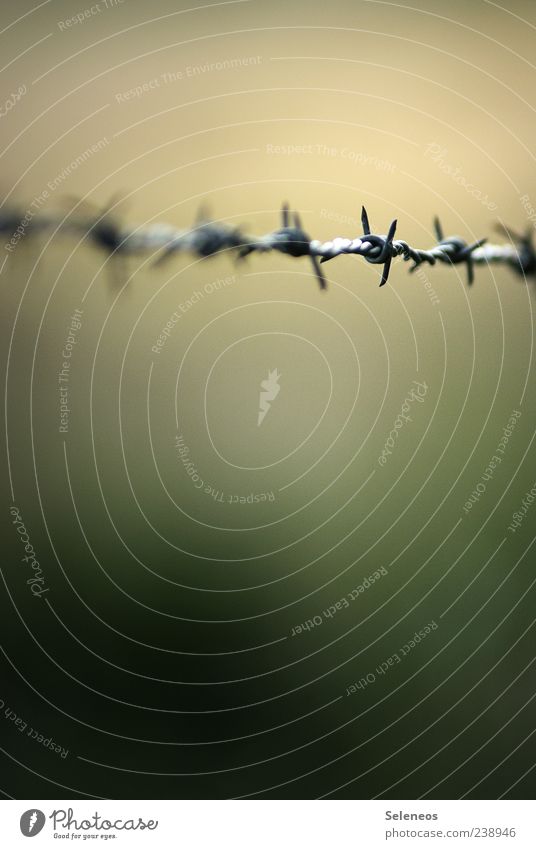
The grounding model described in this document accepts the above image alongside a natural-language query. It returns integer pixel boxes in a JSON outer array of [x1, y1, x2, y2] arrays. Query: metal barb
[[2, 194, 533, 291], [494, 222, 536, 276], [433, 216, 444, 242], [361, 206, 371, 235], [355, 209, 398, 286]]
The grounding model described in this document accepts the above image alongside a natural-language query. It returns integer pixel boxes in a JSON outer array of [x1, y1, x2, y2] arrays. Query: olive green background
[[1, 0, 535, 799]]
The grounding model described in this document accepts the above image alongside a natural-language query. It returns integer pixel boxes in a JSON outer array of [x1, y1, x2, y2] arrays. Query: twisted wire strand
[[2, 198, 533, 290]]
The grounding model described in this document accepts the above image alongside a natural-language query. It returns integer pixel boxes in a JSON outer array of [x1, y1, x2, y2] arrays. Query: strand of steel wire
[[2, 198, 533, 290]]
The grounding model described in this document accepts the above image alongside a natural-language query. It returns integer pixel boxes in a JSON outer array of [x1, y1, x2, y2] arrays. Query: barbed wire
[[2, 197, 533, 290]]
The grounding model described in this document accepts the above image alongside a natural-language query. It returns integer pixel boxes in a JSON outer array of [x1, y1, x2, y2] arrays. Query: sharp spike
[[361, 206, 370, 235], [494, 222, 523, 243], [466, 258, 474, 286], [434, 217, 444, 242], [379, 255, 392, 287], [281, 202, 289, 228], [103, 191, 126, 215], [386, 218, 397, 243], [468, 237, 487, 251]]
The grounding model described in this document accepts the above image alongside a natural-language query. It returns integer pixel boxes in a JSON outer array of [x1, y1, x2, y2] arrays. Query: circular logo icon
[[20, 810, 46, 837]]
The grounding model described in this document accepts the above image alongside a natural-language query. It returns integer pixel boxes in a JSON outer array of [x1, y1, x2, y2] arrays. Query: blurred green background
[[1, 0, 535, 799]]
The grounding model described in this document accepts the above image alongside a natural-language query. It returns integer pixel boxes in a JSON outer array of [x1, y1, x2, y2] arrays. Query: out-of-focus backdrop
[[1, 0, 535, 799]]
